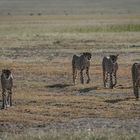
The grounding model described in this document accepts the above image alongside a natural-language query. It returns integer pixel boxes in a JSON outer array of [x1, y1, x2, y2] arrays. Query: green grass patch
[[0, 23, 140, 37], [60, 24, 140, 33]]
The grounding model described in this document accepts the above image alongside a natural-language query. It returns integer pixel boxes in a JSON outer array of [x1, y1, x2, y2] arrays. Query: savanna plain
[[0, 15, 140, 139]]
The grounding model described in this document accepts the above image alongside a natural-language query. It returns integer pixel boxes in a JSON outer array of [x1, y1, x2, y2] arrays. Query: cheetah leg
[[134, 81, 139, 99], [80, 70, 84, 84], [72, 67, 76, 84], [73, 69, 77, 85], [103, 71, 105, 87], [110, 73, 113, 89], [134, 86, 139, 100], [7, 90, 12, 107], [2, 92, 5, 109], [103, 71, 106, 87], [113, 72, 117, 87], [9, 90, 12, 106], [2, 91, 6, 109], [104, 72, 108, 88], [7, 93, 10, 107], [86, 67, 90, 84]]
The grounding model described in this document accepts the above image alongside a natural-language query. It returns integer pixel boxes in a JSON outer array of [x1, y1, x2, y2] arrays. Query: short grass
[[0, 15, 140, 36], [0, 15, 140, 137], [1, 129, 140, 140]]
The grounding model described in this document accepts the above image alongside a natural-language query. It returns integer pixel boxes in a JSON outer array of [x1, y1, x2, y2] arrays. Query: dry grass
[[0, 15, 140, 137], [1, 129, 140, 140], [0, 60, 139, 124]]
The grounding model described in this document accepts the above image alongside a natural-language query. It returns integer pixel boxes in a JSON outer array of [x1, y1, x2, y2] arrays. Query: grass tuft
[[0, 129, 140, 140]]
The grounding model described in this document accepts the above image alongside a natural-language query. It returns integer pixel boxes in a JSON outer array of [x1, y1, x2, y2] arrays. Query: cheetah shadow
[[104, 97, 134, 103], [115, 85, 132, 89], [79, 86, 98, 93], [47, 84, 71, 89]]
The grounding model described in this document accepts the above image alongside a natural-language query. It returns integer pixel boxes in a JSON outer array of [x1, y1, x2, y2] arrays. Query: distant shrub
[[38, 13, 42, 16], [29, 13, 34, 16]]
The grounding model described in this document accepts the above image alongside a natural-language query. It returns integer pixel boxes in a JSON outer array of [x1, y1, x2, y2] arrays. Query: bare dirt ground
[[0, 16, 139, 137]]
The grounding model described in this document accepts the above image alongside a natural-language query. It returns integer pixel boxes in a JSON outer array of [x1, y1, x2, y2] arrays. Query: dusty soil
[[0, 50, 140, 134], [0, 16, 140, 135]]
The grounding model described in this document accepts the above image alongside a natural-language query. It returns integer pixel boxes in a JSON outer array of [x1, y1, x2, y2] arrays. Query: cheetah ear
[[83, 52, 86, 55], [2, 69, 6, 73]]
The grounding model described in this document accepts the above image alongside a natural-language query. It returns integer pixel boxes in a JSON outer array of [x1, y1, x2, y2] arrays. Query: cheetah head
[[2, 69, 12, 79], [83, 52, 92, 60], [110, 54, 119, 63]]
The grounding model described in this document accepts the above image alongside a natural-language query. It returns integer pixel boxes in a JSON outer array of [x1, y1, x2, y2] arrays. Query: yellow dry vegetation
[[0, 15, 139, 133]]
